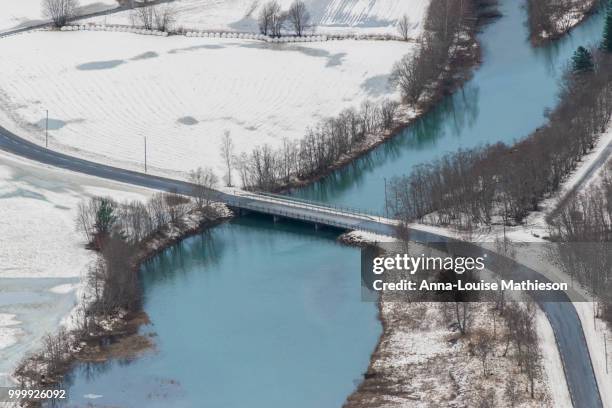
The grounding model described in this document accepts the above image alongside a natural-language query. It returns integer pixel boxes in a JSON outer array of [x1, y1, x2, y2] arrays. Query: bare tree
[[380, 99, 399, 129], [42, 0, 79, 28], [288, 0, 310, 36], [153, 4, 177, 32], [475, 388, 496, 408], [164, 191, 191, 226], [189, 167, 218, 209], [131, 0, 155, 29], [504, 376, 520, 407], [473, 329, 494, 376], [397, 14, 411, 41], [220, 131, 235, 187], [271, 10, 286, 37], [258, 1, 280, 35]]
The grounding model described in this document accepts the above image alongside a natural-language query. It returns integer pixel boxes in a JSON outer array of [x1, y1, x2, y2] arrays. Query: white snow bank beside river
[[0, 31, 411, 180], [0, 152, 151, 385]]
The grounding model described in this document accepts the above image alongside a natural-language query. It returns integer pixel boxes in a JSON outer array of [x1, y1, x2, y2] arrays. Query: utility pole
[[605, 333, 608, 374], [45, 110, 49, 148], [144, 136, 147, 173]]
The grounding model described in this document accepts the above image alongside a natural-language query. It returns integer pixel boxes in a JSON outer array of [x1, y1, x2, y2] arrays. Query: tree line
[[15, 174, 223, 388], [549, 161, 612, 322], [388, 49, 612, 229], [236, 0, 499, 192], [527, 0, 599, 44], [391, 0, 500, 105], [398, 237, 543, 402], [258, 0, 311, 37], [76, 163, 219, 319], [235, 99, 399, 190]]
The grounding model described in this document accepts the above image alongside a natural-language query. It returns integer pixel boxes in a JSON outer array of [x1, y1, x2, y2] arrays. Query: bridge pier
[[314, 223, 320, 231], [235, 208, 248, 216], [273, 215, 280, 223]]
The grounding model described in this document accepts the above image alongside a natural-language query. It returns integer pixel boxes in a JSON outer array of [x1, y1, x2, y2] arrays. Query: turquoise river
[[53, 0, 606, 406]]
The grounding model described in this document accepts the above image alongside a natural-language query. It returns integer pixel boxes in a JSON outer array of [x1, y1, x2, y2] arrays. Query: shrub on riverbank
[[238, 0, 495, 192], [15, 190, 231, 397], [549, 160, 612, 323], [527, 0, 600, 44]]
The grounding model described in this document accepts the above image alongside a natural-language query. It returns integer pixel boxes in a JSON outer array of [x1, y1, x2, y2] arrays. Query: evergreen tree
[[94, 198, 116, 237], [572, 46, 594, 73], [603, 2, 612, 52]]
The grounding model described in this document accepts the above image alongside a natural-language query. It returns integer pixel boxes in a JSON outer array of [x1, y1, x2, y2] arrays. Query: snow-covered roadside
[[406, 122, 612, 245], [0, 0, 118, 34], [0, 151, 152, 386], [83, 0, 428, 37], [574, 302, 612, 408], [536, 307, 573, 408]]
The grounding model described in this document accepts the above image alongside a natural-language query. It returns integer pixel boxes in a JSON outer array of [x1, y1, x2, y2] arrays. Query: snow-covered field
[[0, 0, 118, 33], [86, 0, 428, 36], [0, 152, 151, 386], [0, 30, 412, 180], [354, 299, 560, 407]]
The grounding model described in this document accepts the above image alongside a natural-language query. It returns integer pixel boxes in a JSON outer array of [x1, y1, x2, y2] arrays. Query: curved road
[[0, 124, 603, 407], [548, 138, 612, 223]]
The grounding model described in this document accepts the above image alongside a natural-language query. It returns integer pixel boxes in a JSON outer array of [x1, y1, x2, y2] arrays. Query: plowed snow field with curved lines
[[0, 31, 412, 179]]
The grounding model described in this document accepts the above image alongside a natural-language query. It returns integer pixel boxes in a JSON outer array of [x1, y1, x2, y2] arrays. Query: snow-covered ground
[[0, 0, 118, 34], [536, 307, 572, 408], [574, 302, 612, 408], [85, 0, 428, 36], [0, 30, 412, 180], [351, 299, 560, 407], [0, 152, 151, 386]]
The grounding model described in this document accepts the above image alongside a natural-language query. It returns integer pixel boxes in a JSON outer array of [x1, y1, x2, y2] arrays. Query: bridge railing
[[224, 197, 385, 234], [237, 191, 384, 220]]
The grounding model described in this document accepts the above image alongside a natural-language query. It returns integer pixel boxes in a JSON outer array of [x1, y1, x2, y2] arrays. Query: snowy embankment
[[0, 30, 412, 180], [0, 0, 118, 34], [346, 301, 561, 407], [0, 152, 151, 386], [533, 0, 599, 44], [574, 302, 612, 408], [84, 0, 428, 36]]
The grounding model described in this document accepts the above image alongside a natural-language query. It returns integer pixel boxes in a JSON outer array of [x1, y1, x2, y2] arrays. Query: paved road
[[548, 138, 612, 223], [0, 123, 603, 407], [407, 230, 602, 408]]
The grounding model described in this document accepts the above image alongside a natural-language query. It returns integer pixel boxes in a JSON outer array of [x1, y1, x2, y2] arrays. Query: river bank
[[529, 0, 600, 45], [13, 201, 233, 406], [20, 0, 497, 402], [339, 233, 569, 407], [273, 1, 500, 193]]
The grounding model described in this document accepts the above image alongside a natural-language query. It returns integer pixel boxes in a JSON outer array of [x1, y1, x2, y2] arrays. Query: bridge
[[220, 190, 397, 236], [0, 122, 396, 236], [0, 123, 603, 408]]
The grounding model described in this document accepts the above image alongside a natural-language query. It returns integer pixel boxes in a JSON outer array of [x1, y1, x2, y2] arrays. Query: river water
[[53, 1, 606, 406]]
